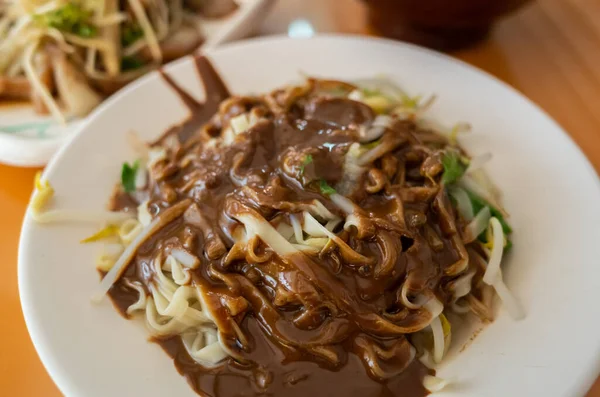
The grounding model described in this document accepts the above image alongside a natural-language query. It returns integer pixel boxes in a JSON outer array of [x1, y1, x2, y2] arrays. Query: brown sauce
[[102, 55, 484, 397], [159, 320, 431, 397]]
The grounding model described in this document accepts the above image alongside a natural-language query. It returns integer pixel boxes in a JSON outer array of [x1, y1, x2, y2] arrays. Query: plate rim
[[18, 33, 600, 396]]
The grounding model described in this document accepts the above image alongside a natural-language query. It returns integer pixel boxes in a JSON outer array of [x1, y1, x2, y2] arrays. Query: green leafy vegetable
[[441, 151, 468, 185], [465, 190, 512, 235], [121, 160, 140, 193], [35, 3, 97, 37], [121, 56, 144, 71], [121, 22, 144, 47], [300, 154, 313, 174], [319, 180, 336, 196], [448, 187, 513, 250]]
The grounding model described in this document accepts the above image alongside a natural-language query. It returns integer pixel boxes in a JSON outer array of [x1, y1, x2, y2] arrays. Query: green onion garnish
[[121, 160, 140, 193], [319, 179, 336, 195], [441, 151, 467, 185], [300, 154, 313, 174]]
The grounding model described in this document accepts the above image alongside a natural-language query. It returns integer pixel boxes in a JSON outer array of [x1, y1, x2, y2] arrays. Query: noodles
[[91, 199, 191, 302], [118, 219, 143, 244], [29, 62, 522, 396], [123, 279, 146, 315], [170, 248, 200, 269], [181, 331, 229, 367], [95, 243, 124, 272], [163, 255, 191, 286], [302, 211, 373, 264]]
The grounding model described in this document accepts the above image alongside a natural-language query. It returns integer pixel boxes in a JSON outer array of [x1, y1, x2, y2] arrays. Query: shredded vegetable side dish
[[0, 0, 237, 123], [30, 56, 523, 397]]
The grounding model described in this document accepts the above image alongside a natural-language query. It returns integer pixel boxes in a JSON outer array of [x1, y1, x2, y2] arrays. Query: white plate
[[19, 35, 600, 397], [0, 0, 273, 168]]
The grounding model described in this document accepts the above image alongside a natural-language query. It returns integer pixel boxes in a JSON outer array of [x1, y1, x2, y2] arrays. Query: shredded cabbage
[[492, 277, 525, 321], [466, 152, 492, 174], [464, 206, 491, 243], [482, 217, 525, 320], [482, 218, 504, 284], [449, 186, 474, 221], [448, 122, 471, 145]]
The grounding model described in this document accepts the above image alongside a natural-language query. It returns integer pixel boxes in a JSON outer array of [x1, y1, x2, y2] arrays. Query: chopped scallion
[[121, 160, 140, 193], [319, 179, 336, 195]]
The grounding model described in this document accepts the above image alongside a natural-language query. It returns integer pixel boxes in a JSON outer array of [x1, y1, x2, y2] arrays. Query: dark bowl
[[363, 0, 533, 50]]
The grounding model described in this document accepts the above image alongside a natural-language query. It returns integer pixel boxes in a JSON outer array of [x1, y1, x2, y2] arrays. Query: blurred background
[[2, 0, 600, 395]]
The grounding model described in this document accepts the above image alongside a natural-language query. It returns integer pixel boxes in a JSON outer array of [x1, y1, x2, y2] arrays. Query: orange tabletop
[[2, 0, 599, 395]]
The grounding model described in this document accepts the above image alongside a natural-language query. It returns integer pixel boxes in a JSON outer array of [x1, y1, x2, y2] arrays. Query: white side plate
[[0, 0, 273, 168]]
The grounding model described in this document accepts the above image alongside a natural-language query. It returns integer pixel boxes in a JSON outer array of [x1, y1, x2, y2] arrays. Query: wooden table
[[2, 0, 599, 395]]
